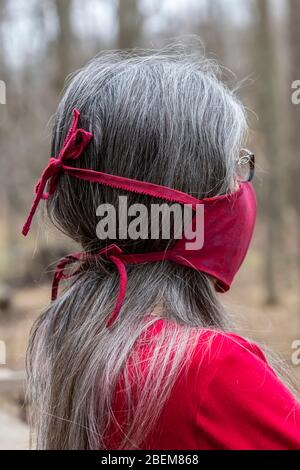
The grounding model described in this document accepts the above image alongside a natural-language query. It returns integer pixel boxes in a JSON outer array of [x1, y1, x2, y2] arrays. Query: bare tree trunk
[[287, 0, 300, 250], [0, 0, 8, 84], [53, 0, 73, 91], [204, 0, 226, 62], [0, 0, 11, 279], [254, 0, 282, 305], [117, 0, 141, 49], [287, 0, 300, 320]]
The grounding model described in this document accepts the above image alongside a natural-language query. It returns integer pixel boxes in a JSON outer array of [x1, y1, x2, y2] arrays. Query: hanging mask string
[[51, 244, 128, 329]]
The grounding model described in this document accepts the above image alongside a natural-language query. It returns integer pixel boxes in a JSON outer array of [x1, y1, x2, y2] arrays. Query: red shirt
[[106, 316, 300, 450]]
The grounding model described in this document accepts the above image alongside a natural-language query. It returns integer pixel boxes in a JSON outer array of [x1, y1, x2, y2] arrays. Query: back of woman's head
[[27, 47, 248, 449]]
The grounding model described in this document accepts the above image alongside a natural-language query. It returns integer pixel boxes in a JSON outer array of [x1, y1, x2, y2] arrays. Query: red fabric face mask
[[22, 109, 257, 328]]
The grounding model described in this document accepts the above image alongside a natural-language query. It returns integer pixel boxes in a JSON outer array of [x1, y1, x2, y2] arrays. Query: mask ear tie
[[51, 244, 128, 329]]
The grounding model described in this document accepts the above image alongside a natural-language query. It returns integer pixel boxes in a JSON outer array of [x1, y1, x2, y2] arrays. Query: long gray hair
[[27, 47, 248, 449]]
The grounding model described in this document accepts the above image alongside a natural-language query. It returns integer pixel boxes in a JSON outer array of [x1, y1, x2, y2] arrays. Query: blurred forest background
[[0, 0, 300, 449]]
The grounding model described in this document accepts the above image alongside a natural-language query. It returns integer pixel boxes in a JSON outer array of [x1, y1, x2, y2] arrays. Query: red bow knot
[[22, 109, 93, 236], [48, 157, 63, 171]]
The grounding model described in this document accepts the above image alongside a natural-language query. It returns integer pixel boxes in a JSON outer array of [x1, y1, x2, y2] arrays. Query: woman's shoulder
[[183, 326, 272, 392], [144, 316, 271, 386], [143, 315, 267, 367], [190, 329, 300, 449], [193, 327, 268, 363], [144, 316, 300, 449]]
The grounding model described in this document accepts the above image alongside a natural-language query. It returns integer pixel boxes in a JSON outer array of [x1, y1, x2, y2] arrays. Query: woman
[[24, 49, 300, 450]]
